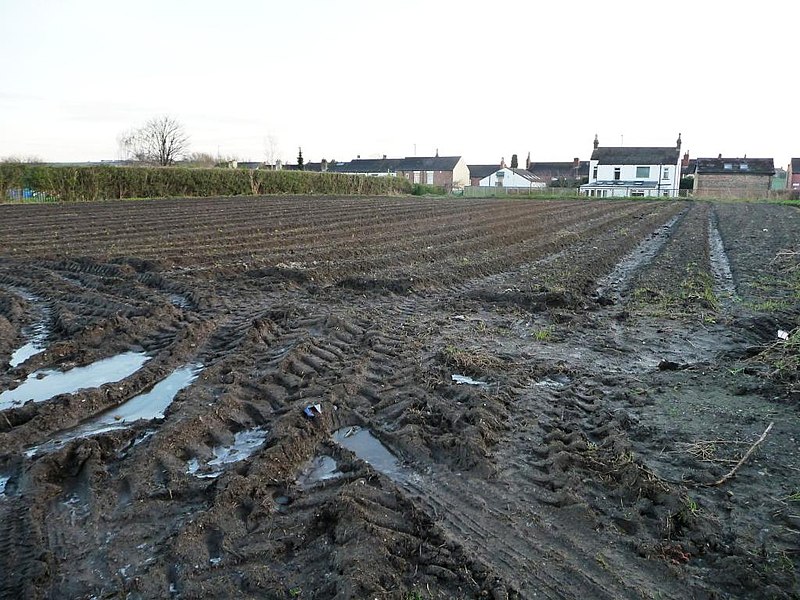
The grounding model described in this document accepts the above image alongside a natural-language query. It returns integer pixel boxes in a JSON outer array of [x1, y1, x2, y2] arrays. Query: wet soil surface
[[0, 196, 798, 599]]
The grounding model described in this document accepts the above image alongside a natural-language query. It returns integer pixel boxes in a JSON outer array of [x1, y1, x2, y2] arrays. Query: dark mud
[[0, 197, 798, 599]]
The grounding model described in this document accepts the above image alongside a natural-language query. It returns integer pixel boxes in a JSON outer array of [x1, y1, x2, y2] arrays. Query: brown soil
[[0, 196, 798, 599]]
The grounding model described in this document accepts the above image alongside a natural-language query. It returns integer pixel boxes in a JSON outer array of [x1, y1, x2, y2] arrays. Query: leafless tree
[[263, 133, 280, 168], [119, 116, 189, 166], [185, 152, 217, 167], [1, 155, 43, 164]]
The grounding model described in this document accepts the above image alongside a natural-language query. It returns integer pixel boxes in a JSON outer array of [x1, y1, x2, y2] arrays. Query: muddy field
[[0, 196, 798, 599]]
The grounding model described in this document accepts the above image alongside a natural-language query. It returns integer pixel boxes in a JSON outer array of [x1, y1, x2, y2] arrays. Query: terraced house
[[333, 155, 469, 191], [580, 134, 682, 198]]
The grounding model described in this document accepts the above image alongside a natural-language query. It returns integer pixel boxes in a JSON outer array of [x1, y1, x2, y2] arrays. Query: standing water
[[1, 351, 150, 410], [187, 427, 269, 478], [6, 289, 51, 368], [26, 364, 202, 456], [331, 426, 409, 481]]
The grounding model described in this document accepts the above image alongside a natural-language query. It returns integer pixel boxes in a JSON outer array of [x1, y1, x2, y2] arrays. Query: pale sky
[[1, 0, 797, 168]]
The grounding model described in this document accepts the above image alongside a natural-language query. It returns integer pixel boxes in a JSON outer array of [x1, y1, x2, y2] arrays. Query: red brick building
[[788, 158, 800, 193], [692, 157, 774, 199]]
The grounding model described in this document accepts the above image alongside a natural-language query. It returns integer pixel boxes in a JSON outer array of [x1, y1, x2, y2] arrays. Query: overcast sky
[[1, 0, 797, 168]]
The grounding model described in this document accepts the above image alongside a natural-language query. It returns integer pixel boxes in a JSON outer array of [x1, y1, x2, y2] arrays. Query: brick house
[[526, 156, 589, 186], [788, 158, 800, 193], [395, 156, 470, 191], [692, 157, 775, 199]]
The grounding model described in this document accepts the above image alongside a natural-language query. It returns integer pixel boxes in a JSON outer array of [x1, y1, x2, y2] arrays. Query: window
[[614, 167, 621, 180], [663, 167, 670, 180], [592, 166, 598, 179], [413, 171, 421, 184], [740, 163, 749, 170], [630, 190, 645, 197], [426, 171, 434, 184], [636, 166, 650, 178], [724, 163, 733, 170]]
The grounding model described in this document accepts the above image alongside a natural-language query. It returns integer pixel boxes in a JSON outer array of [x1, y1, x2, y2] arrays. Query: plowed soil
[[1, 196, 798, 599]]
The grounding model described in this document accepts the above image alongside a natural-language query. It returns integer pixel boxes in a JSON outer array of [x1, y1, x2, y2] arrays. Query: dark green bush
[[0, 165, 412, 203], [411, 183, 446, 196]]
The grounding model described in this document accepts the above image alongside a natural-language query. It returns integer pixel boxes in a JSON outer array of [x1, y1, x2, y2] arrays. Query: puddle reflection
[[1, 351, 150, 410], [187, 427, 269, 478], [331, 426, 408, 481], [26, 364, 201, 456]]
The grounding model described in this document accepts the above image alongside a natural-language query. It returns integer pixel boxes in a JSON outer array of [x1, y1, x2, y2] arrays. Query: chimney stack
[[593, 134, 599, 150], [676, 132, 682, 150]]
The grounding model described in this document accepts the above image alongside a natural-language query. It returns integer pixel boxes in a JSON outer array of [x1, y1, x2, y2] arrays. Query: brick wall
[[398, 170, 454, 190], [693, 173, 772, 198]]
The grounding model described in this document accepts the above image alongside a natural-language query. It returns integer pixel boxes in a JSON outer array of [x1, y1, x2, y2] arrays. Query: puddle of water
[[9, 339, 46, 368], [535, 374, 571, 388], [331, 426, 408, 481], [296, 455, 341, 489], [9, 317, 50, 367], [451, 373, 488, 386], [96, 363, 201, 423], [168, 293, 190, 309], [707, 216, 738, 307], [0, 474, 10, 497], [26, 365, 201, 457], [0, 351, 150, 410], [6, 289, 51, 368], [187, 427, 269, 478]]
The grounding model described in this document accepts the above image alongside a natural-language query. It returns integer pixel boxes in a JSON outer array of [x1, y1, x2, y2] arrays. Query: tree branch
[[711, 422, 774, 486]]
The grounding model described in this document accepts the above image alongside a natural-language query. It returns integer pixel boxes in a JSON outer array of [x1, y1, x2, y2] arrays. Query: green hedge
[[0, 165, 412, 202]]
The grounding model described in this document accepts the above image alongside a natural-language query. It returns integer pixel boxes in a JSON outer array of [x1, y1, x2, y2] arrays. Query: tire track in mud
[[707, 205, 738, 309], [0, 200, 698, 599], [3, 198, 798, 598], [277, 205, 695, 597], [0, 503, 50, 599], [593, 207, 688, 304]]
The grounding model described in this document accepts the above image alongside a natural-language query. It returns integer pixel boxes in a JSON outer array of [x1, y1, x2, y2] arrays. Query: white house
[[580, 134, 683, 198], [479, 167, 546, 190]]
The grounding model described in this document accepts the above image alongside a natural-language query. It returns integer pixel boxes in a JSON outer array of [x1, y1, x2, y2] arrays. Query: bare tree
[[1, 155, 43, 164], [119, 116, 189, 166], [263, 134, 280, 167], [184, 152, 217, 167]]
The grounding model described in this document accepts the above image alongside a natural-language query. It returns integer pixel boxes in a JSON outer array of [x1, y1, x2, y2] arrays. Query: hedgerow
[[0, 165, 412, 202]]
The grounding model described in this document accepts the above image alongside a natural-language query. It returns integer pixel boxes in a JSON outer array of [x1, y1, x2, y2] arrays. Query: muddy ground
[[0, 196, 798, 599]]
